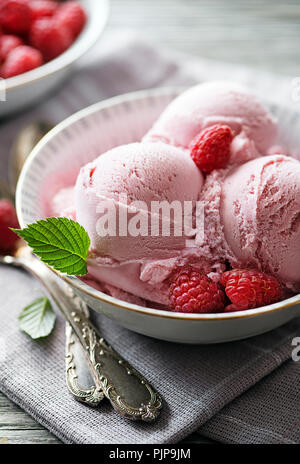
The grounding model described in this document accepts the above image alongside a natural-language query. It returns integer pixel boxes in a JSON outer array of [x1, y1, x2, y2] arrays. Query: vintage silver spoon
[[0, 247, 162, 421], [3, 122, 162, 421]]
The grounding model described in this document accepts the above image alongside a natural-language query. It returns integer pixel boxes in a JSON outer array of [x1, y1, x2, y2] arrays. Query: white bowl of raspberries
[[0, 0, 109, 117]]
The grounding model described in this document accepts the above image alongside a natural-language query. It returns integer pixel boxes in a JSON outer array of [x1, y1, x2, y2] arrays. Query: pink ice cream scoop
[[75, 142, 203, 260], [144, 81, 278, 165], [47, 83, 298, 308], [73, 142, 206, 304], [50, 187, 75, 218], [206, 155, 300, 292]]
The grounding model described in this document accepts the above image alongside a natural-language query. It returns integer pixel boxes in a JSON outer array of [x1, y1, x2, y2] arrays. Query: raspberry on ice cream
[[169, 267, 225, 313], [46, 83, 300, 311], [221, 269, 282, 310], [190, 124, 233, 173], [144, 81, 278, 165]]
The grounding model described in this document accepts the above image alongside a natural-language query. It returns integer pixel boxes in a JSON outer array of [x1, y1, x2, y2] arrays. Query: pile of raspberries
[[0, 0, 87, 78]]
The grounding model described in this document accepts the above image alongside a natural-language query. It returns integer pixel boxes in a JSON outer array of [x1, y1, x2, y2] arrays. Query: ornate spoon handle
[[63, 283, 104, 406], [65, 320, 104, 407], [4, 252, 162, 422], [64, 289, 162, 421]]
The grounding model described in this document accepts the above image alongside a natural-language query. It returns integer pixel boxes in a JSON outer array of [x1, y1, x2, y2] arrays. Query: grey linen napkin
[[200, 358, 300, 444], [0, 31, 299, 444]]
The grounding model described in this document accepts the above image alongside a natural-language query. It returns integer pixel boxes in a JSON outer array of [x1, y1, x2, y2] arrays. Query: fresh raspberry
[[169, 267, 226, 313], [55, 1, 86, 38], [0, 199, 20, 254], [30, 17, 72, 61], [0, 34, 23, 61], [1, 44, 42, 77], [190, 124, 234, 174], [221, 269, 282, 310], [224, 304, 241, 313], [29, 0, 57, 21], [0, 0, 31, 34]]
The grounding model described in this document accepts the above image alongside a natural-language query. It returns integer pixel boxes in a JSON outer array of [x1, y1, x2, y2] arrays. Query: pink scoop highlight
[[75, 142, 204, 262], [144, 81, 278, 165], [73, 142, 206, 304]]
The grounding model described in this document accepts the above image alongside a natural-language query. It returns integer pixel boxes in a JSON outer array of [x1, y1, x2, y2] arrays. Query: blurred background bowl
[[16, 88, 300, 344], [0, 0, 110, 118]]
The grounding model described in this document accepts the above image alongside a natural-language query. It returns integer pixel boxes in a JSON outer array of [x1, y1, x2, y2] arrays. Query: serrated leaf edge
[[12, 217, 90, 276], [18, 297, 56, 340]]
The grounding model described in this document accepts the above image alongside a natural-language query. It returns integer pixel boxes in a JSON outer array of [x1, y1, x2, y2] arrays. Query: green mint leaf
[[18, 297, 56, 339], [12, 217, 90, 276]]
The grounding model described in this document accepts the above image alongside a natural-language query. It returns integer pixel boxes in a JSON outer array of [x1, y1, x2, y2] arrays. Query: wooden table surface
[[1, 0, 300, 445]]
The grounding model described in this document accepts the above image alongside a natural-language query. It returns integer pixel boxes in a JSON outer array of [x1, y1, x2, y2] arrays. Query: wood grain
[[1, 0, 299, 445], [0, 393, 59, 444], [0, 392, 212, 444], [111, 0, 300, 76]]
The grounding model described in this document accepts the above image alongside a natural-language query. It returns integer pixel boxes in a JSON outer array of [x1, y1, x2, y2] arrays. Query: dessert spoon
[[0, 247, 162, 421], [1, 122, 162, 421]]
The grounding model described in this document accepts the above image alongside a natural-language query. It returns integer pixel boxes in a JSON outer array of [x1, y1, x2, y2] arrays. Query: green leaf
[[18, 297, 56, 340], [12, 217, 90, 276]]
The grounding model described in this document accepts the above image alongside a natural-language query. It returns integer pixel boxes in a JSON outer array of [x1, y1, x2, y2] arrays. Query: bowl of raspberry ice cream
[[0, 0, 109, 117], [16, 83, 300, 343]]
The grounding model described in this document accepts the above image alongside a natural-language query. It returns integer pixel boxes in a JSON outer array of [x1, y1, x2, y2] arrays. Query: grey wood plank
[[0, 392, 61, 444], [109, 0, 300, 75], [0, 429, 60, 445], [0, 392, 212, 444]]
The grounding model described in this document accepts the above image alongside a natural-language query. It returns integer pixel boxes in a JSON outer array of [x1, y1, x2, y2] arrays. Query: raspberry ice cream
[[50, 186, 75, 218], [194, 154, 300, 293], [75, 142, 203, 261], [70, 142, 207, 304], [221, 155, 300, 292], [48, 82, 300, 312], [144, 81, 279, 165]]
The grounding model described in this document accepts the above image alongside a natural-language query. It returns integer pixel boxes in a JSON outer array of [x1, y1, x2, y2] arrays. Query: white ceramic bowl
[[0, 0, 109, 118], [16, 88, 300, 344]]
